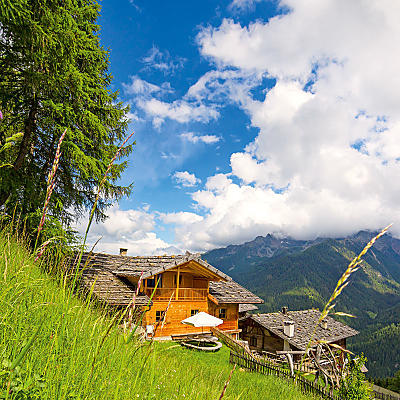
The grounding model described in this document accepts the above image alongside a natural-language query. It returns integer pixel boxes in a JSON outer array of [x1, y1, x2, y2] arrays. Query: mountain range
[[203, 231, 400, 377]]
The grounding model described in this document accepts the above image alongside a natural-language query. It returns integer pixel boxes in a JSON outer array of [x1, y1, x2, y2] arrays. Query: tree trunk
[[14, 103, 36, 170], [0, 102, 36, 208]]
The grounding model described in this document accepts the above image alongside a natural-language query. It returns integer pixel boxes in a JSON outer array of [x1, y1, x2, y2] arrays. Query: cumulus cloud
[[75, 205, 178, 255], [180, 132, 221, 144], [172, 171, 201, 187], [160, 211, 204, 225], [159, 0, 400, 250], [137, 98, 219, 128]]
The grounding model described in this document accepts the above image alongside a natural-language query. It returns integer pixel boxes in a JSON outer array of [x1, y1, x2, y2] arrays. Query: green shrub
[[339, 354, 373, 400]]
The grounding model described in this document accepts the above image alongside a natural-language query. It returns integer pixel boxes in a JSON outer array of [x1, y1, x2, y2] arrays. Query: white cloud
[[137, 98, 219, 127], [157, 0, 400, 250], [142, 46, 186, 75], [186, 69, 260, 107], [160, 211, 204, 225], [113, 1, 400, 252], [125, 111, 141, 122], [180, 132, 221, 144], [228, 0, 265, 13], [122, 76, 173, 96], [172, 171, 201, 187], [75, 205, 177, 256]]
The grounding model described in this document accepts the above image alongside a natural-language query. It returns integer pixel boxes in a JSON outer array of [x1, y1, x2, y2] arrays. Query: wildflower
[[0, 110, 3, 119]]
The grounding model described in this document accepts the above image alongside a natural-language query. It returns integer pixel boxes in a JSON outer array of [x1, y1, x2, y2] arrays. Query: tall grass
[[34, 128, 67, 254], [298, 225, 392, 397], [0, 229, 315, 400]]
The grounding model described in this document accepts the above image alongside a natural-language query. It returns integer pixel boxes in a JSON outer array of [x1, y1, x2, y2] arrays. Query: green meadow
[[0, 228, 315, 399]]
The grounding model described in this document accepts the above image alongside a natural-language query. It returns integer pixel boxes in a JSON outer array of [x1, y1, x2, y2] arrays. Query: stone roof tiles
[[250, 309, 358, 350], [78, 253, 149, 306], [209, 280, 263, 304], [72, 252, 262, 306], [239, 304, 259, 313]]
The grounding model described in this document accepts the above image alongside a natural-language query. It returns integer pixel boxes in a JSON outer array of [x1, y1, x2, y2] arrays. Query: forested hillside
[[204, 231, 400, 377]]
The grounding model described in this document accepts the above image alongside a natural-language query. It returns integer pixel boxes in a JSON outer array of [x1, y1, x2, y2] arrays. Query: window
[[249, 337, 257, 347], [173, 274, 183, 286], [155, 311, 163, 322], [191, 310, 199, 316], [219, 308, 227, 319], [147, 275, 162, 288]]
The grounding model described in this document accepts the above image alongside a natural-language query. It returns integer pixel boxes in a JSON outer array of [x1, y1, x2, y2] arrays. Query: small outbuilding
[[240, 308, 358, 359]]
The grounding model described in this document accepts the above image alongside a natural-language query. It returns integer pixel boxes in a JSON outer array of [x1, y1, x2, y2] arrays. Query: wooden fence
[[211, 327, 253, 357], [373, 385, 400, 400], [212, 327, 396, 400], [229, 350, 343, 400]]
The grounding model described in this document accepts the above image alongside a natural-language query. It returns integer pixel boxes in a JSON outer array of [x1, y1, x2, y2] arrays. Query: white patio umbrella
[[181, 312, 223, 328]]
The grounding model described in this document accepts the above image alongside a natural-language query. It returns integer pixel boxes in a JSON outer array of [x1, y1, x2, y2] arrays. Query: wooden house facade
[[78, 251, 263, 338], [240, 309, 358, 360]]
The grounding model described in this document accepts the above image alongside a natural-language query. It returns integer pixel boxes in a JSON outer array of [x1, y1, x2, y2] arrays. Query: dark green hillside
[[351, 323, 400, 377], [205, 236, 400, 326], [204, 231, 400, 377]]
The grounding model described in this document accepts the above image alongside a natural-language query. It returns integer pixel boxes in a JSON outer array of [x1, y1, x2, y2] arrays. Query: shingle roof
[[249, 309, 358, 350], [71, 252, 262, 306], [74, 253, 150, 306], [209, 281, 263, 304], [239, 304, 259, 313], [112, 252, 231, 281]]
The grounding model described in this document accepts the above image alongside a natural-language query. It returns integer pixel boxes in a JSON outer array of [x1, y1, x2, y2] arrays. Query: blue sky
[[83, 0, 400, 255]]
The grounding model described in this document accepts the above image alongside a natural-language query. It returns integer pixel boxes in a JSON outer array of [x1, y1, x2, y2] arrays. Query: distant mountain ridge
[[203, 231, 400, 377]]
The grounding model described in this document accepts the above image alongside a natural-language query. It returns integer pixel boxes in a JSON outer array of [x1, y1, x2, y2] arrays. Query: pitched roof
[[72, 252, 263, 306], [112, 253, 231, 281], [77, 253, 150, 306], [249, 309, 358, 350], [239, 304, 259, 313], [209, 281, 263, 304]]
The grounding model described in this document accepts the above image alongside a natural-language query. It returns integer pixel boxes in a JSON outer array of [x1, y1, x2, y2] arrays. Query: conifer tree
[[0, 0, 132, 227]]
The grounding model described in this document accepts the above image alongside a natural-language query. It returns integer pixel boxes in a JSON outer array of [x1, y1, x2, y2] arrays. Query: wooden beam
[[276, 350, 306, 355], [208, 293, 219, 305], [175, 267, 180, 300]]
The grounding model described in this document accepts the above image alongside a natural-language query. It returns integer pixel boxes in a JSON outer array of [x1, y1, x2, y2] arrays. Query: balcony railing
[[143, 287, 208, 301]]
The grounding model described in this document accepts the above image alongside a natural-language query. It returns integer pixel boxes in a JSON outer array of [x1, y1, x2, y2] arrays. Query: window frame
[[155, 310, 163, 322], [249, 336, 257, 347], [147, 274, 162, 288], [218, 308, 227, 319], [173, 274, 183, 287]]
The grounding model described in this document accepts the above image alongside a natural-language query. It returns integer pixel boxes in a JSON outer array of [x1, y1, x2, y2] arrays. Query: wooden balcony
[[144, 287, 208, 301]]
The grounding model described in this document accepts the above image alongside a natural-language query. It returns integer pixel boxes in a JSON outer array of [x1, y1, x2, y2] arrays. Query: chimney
[[283, 320, 295, 337], [120, 248, 128, 256], [321, 319, 328, 329], [281, 306, 288, 315]]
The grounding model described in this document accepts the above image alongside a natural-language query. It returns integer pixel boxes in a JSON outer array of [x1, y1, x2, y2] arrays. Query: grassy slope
[[0, 230, 315, 400]]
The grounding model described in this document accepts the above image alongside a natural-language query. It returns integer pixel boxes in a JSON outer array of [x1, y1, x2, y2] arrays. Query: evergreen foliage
[[0, 0, 132, 231], [374, 369, 400, 394], [339, 355, 372, 400]]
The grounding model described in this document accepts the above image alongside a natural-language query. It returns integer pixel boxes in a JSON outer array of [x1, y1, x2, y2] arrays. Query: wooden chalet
[[240, 308, 358, 359], [78, 250, 263, 338]]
